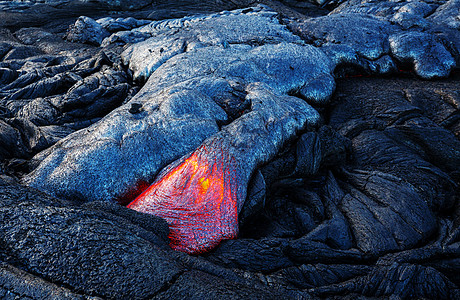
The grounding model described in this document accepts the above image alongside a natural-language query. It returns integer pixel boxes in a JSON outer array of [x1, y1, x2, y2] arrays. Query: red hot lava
[[128, 145, 239, 254]]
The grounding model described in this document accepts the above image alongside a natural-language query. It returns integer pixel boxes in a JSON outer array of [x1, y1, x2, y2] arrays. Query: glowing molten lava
[[127, 145, 239, 254]]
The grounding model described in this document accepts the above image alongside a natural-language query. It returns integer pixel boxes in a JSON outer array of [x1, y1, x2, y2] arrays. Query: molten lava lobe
[[128, 147, 239, 254], [129, 83, 320, 254]]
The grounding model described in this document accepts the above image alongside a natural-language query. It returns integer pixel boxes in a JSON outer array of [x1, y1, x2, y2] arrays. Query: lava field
[[0, 0, 459, 299]]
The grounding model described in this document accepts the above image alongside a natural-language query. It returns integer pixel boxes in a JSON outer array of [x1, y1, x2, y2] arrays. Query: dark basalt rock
[[303, 172, 354, 250], [0, 179, 182, 299], [2, 46, 44, 61], [0, 1, 459, 299], [0, 119, 25, 159], [65, 16, 111, 46], [389, 31, 456, 79], [206, 238, 292, 272], [4, 71, 80, 100], [0, 262, 95, 300], [0, 48, 130, 160], [0, 67, 17, 84], [15, 27, 89, 53], [403, 84, 460, 138], [269, 263, 373, 289], [313, 263, 460, 299], [82, 0, 154, 11], [340, 170, 436, 255], [0, 42, 13, 59], [329, 76, 459, 211], [151, 270, 283, 300], [294, 132, 322, 176], [285, 239, 364, 264], [238, 170, 266, 227]]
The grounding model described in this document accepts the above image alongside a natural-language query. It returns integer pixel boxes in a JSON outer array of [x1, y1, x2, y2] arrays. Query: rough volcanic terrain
[[1, 0, 459, 299]]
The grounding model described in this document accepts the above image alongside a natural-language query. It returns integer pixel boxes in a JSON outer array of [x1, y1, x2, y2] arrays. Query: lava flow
[[127, 145, 239, 254]]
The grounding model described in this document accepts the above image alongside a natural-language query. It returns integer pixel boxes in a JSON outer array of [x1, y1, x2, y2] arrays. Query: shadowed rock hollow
[[1, 0, 460, 299]]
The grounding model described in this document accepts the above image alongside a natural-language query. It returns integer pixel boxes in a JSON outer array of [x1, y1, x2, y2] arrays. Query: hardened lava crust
[[0, 0, 459, 299]]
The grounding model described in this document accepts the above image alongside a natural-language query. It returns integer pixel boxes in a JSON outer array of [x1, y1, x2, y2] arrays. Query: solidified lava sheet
[[1, 0, 460, 299]]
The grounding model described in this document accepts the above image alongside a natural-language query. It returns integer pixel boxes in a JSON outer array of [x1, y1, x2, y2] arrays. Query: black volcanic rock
[[0, 119, 26, 159], [0, 180, 182, 299], [390, 31, 456, 79], [0, 262, 95, 300], [313, 263, 460, 299], [206, 238, 292, 272], [152, 270, 283, 300], [340, 170, 436, 255], [84, 0, 154, 11], [0, 1, 459, 299], [65, 16, 111, 46]]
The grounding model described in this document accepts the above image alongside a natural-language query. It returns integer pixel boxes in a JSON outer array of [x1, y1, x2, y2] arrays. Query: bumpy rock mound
[[0, 47, 131, 160], [119, 6, 303, 81], [0, 179, 180, 299], [288, 9, 458, 78], [24, 7, 335, 204]]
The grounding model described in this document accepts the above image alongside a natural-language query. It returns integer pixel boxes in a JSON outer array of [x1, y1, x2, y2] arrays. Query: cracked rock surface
[[0, 0, 459, 299]]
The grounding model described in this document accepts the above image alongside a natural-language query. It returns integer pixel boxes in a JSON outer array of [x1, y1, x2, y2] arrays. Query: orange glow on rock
[[127, 145, 239, 254], [199, 178, 210, 195]]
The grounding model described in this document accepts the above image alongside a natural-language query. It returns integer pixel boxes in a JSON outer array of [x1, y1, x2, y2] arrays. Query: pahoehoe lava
[[1, 0, 460, 299]]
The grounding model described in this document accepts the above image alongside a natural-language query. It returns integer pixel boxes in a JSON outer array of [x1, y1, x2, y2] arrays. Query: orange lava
[[127, 145, 239, 254]]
